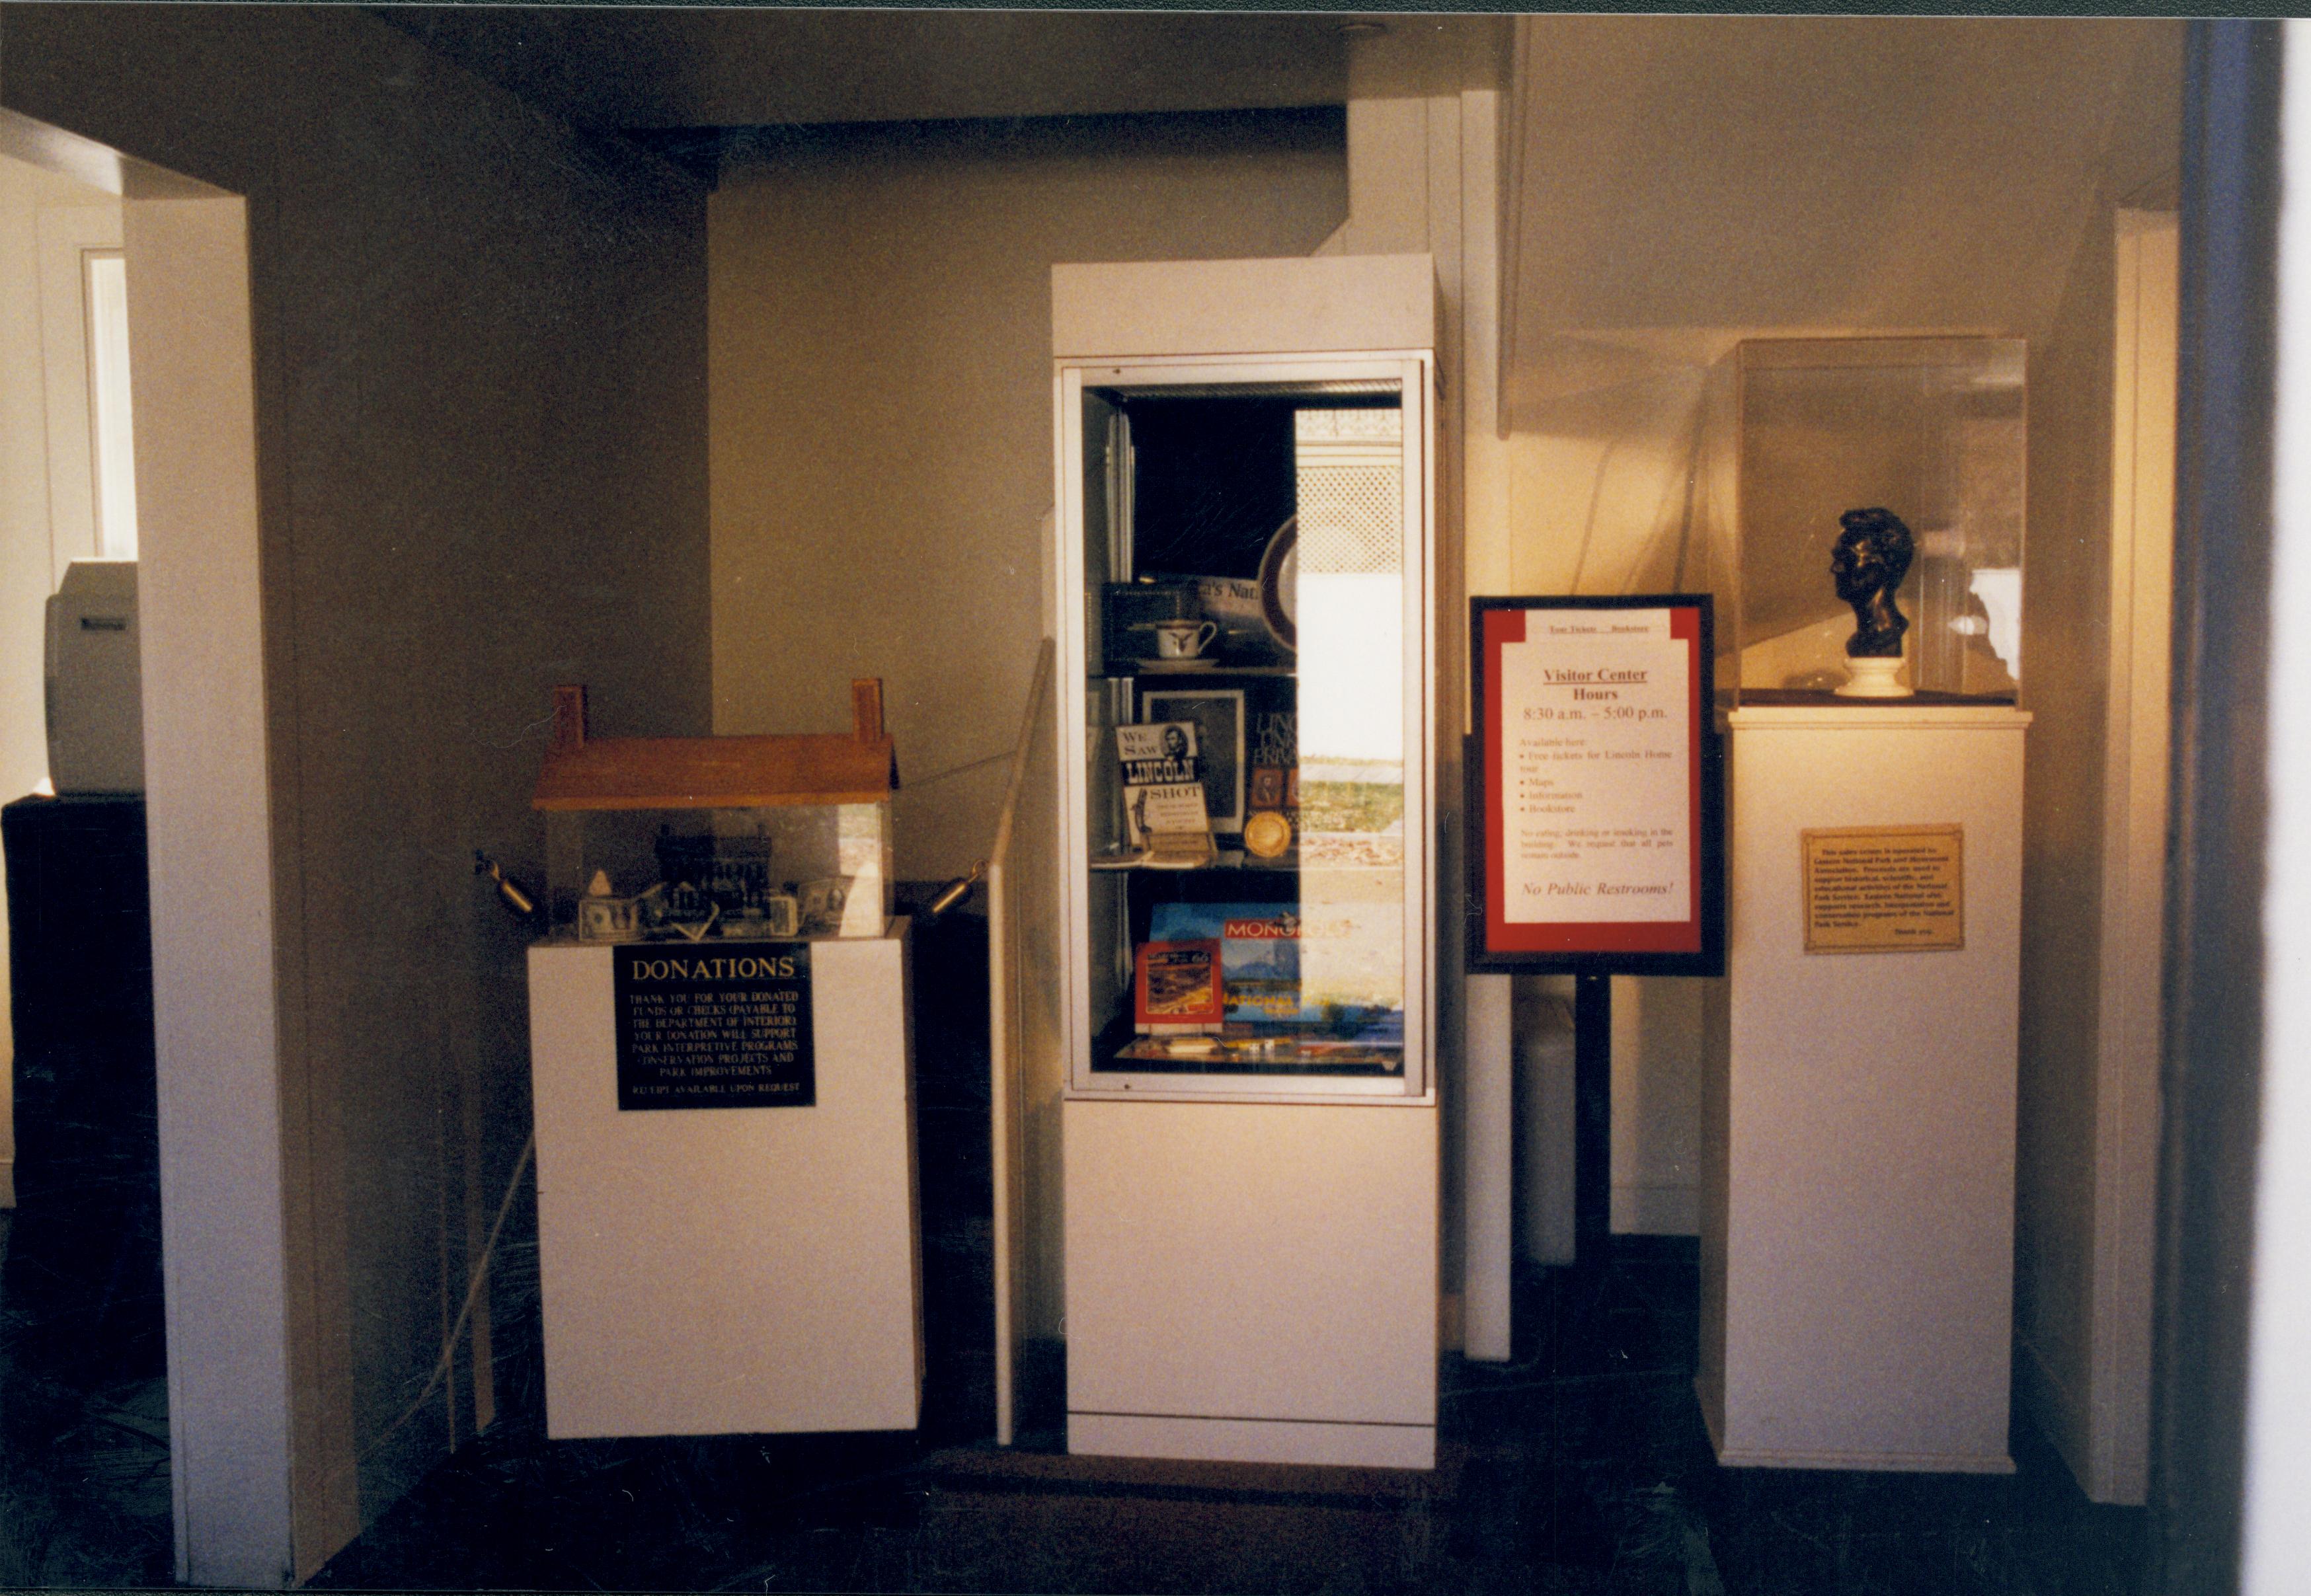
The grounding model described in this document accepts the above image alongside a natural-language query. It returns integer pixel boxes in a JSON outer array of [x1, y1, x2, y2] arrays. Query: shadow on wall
[[1502, 350, 1713, 599]]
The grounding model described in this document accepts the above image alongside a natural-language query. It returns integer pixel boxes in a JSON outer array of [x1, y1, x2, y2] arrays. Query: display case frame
[[1054, 351, 1436, 1104]]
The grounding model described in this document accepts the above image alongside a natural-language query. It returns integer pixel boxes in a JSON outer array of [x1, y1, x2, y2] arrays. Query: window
[[83, 250, 136, 560]]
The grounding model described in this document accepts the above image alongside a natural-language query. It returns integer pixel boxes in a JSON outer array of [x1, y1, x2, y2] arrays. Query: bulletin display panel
[[1468, 595, 1724, 976]]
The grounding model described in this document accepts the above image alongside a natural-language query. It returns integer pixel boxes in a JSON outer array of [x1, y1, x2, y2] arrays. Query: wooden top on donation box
[[531, 681, 899, 811]]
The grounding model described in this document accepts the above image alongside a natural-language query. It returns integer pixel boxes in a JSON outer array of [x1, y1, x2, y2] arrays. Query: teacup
[[1152, 619, 1218, 660]]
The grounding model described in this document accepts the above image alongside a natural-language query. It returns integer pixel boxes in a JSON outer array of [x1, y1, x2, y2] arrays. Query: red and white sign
[[1473, 598, 1717, 972]]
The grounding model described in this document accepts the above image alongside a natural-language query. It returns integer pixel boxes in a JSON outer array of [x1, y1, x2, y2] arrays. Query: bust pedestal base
[[1834, 654, 1910, 697]]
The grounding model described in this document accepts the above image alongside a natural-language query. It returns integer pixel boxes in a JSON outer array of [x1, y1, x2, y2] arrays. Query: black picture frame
[[1142, 687, 1247, 835]]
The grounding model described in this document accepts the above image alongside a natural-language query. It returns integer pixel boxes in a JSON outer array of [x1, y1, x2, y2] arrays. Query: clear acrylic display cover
[[542, 801, 892, 943], [1702, 338, 2025, 704], [1063, 360, 1430, 1097], [532, 687, 897, 944]]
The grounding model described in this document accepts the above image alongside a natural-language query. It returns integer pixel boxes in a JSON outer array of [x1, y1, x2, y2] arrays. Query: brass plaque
[[1801, 825, 1964, 954]]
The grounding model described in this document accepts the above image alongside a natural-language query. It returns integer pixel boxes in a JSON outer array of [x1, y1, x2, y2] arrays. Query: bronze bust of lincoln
[[1830, 507, 1915, 659]]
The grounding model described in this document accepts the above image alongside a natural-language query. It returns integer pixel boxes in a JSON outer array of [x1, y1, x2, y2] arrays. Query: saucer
[[1138, 657, 1220, 671]]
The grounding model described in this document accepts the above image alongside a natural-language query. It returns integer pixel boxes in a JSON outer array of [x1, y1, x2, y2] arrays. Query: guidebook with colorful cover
[[1132, 938, 1224, 1034]]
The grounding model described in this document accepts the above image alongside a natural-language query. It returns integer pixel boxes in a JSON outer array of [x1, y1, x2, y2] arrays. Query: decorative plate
[[1257, 514, 1297, 654]]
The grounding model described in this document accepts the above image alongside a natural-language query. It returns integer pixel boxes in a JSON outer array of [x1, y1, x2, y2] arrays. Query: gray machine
[[44, 559, 142, 794]]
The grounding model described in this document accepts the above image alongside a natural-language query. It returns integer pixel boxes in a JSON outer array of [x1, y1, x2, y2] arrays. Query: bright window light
[[85, 250, 137, 560]]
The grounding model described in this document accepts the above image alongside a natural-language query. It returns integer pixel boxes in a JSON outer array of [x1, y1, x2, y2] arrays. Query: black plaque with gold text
[[613, 943, 814, 1110]]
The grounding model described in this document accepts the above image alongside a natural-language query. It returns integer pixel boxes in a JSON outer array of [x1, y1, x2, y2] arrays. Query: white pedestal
[[1701, 705, 2028, 1473], [1062, 1099, 1438, 1468], [527, 929, 921, 1439]]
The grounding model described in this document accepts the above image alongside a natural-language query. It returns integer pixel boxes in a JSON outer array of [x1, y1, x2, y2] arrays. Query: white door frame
[[0, 106, 334, 1589]]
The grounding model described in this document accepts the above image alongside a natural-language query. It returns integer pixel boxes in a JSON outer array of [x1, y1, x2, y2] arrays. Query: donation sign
[[613, 942, 814, 1109], [1471, 597, 1721, 973]]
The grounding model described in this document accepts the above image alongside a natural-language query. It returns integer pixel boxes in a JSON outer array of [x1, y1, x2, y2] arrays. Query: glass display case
[[531, 685, 896, 943], [1702, 337, 2025, 704], [1057, 355, 1432, 1100]]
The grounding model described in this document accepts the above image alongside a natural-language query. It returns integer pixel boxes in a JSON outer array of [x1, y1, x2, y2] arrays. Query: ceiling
[[381, 9, 2179, 439], [381, 8, 1364, 132], [1500, 17, 2179, 419]]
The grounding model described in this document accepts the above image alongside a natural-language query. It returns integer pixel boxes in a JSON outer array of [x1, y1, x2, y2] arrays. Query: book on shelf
[[1117, 722, 1200, 788], [1134, 938, 1224, 1033], [1124, 780, 1210, 849], [1247, 693, 1299, 827], [1119, 721, 1214, 866]]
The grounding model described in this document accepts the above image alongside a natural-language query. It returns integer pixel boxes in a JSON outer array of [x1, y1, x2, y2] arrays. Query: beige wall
[[709, 111, 1346, 881], [2012, 25, 2183, 1507], [2, 5, 711, 1576], [1481, 15, 2181, 1484], [1486, 19, 2184, 1239], [0, 157, 122, 1205], [0, 157, 38, 1208]]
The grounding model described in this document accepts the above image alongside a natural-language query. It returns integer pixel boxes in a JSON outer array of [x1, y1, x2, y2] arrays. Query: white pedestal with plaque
[[526, 926, 921, 1439], [1700, 704, 2028, 1473]]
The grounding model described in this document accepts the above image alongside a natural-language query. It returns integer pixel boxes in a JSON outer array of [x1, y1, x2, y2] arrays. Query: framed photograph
[[1142, 687, 1245, 835]]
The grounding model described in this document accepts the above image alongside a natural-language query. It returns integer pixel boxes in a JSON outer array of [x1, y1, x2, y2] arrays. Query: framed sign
[[1801, 825, 1964, 953], [1469, 595, 1723, 975], [614, 942, 814, 1109]]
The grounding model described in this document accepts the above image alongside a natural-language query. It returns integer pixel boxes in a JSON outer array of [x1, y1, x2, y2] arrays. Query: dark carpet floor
[[0, 906, 2146, 1593]]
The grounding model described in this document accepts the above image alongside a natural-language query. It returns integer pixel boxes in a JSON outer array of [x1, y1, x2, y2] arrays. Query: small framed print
[[1142, 687, 1245, 835]]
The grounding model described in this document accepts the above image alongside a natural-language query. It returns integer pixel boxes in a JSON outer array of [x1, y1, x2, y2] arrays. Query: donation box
[[524, 683, 921, 1439]]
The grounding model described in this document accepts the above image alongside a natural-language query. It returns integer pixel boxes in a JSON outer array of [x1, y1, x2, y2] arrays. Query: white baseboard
[[1711, 1442, 2015, 1475], [1070, 1412, 1436, 1470], [1700, 1369, 2012, 1475]]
